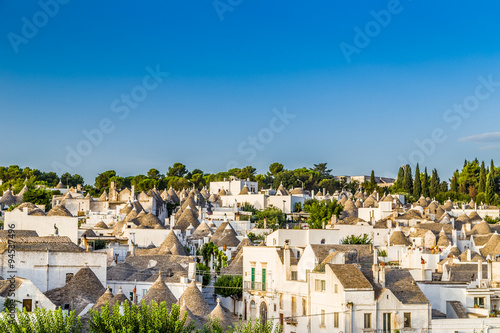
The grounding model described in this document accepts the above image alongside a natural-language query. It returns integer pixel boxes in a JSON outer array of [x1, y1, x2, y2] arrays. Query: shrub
[[0, 308, 82, 333]]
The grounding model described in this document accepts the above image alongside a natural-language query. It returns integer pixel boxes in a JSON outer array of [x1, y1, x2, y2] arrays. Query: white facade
[[5, 209, 79, 244], [0, 250, 107, 293], [209, 178, 259, 196]]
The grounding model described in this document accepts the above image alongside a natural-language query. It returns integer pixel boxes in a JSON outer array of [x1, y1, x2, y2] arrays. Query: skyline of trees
[[1, 159, 500, 206]]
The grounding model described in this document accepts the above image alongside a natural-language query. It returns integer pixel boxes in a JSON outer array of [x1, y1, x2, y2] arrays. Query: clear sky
[[1, 1, 500, 182]]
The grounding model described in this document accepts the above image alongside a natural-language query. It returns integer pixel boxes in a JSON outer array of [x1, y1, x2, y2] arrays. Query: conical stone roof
[[177, 281, 211, 317], [142, 272, 177, 307]]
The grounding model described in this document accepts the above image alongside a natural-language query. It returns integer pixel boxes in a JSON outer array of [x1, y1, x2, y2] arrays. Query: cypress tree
[[395, 166, 404, 190], [370, 170, 376, 192], [422, 167, 429, 197], [403, 164, 413, 194], [450, 170, 459, 192], [479, 161, 487, 193], [486, 170, 496, 205], [429, 168, 440, 198], [413, 163, 421, 198]]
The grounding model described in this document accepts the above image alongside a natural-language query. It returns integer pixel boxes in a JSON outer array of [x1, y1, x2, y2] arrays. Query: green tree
[[394, 166, 404, 190], [422, 167, 429, 197], [147, 168, 161, 179], [486, 170, 496, 205], [94, 170, 116, 192], [89, 301, 196, 333], [254, 207, 286, 230], [269, 162, 284, 176], [341, 234, 372, 244], [413, 164, 421, 198], [23, 187, 53, 210], [0, 307, 82, 333], [303, 199, 343, 229], [403, 164, 413, 194], [214, 275, 243, 313], [167, 163, 188, 178], [479, 161, 487, 193], [429, 168, 440, 198], [311, 163, 332, 179]]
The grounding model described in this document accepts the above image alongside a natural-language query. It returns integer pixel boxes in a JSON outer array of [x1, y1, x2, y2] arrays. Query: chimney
[[77, 184, 82, 192], [188, 261, 196, 280], [478, 258, 483, 282], [284, 240, 291, 280], [372, 264, 380, 284], [488, 259, 493, 282], [466, 223, 472, 232], [379, 265, 386, 287], [312, 190, 315, 198], [110, 181, 115, 190], [421, 257, 426, 281], [323, 188, 326, 196], [131, 185, 135, 196], [387, 219, 392, 229], [129, 233, 136, 256], [467, 249, 472, 262], [452, 229, 458, 246]]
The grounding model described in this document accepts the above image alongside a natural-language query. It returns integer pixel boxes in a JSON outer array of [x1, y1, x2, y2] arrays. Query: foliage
[[246, 232, 265, 243], [241, 203, 257, 214], [214, 275, 243, 312], [341, 234, 372, 244], [231, 319, 283, 333], [196, 263, 211, 286], [378, 249, 387, 257], [254, 207, 286, 230], [22, 187, 53, 210], [93, 240, 107, 250], [484, 215, 500, 224], [167, 163, 188, 178], [89, 301, 196, 333], [199, 242, 227, 274], [94, 170, 116, 192], [0, 307, 82, 333], [303, 199, 343, 229]]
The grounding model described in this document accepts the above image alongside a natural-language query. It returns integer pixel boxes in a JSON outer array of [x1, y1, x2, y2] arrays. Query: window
[[291, 297, 296, 316], [279, 294, 283, 310], [474, 297, 485, 308], [364, 313, 371, 329], [315, 279, 321, 291], [302, 298, 307, 316], [383, 313, 391, 333], [142, 289, 147, 296], [320, 310, 325, 327], [315, 279, 326, 291], [334, 312, 339, 327], [66, 273, 74, 283], [321, 239, 326, 244], [334, 284, 338, 293], [404, 312, 411, 328], [291, 271, 298, 281]]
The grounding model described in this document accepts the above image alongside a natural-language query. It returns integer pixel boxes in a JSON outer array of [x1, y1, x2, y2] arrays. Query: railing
[[244, 281, 267, 292]]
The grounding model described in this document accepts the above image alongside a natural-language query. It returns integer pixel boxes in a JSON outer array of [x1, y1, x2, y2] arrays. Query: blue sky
[[1, 0, 500, 183]]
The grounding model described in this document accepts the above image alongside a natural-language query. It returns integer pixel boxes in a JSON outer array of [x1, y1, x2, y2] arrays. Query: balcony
[[244, 281, 268, 292]]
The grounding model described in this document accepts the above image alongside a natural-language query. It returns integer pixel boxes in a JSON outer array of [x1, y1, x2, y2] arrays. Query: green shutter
[[251, 267, 255, 289], [262, 268, 266, 291]]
